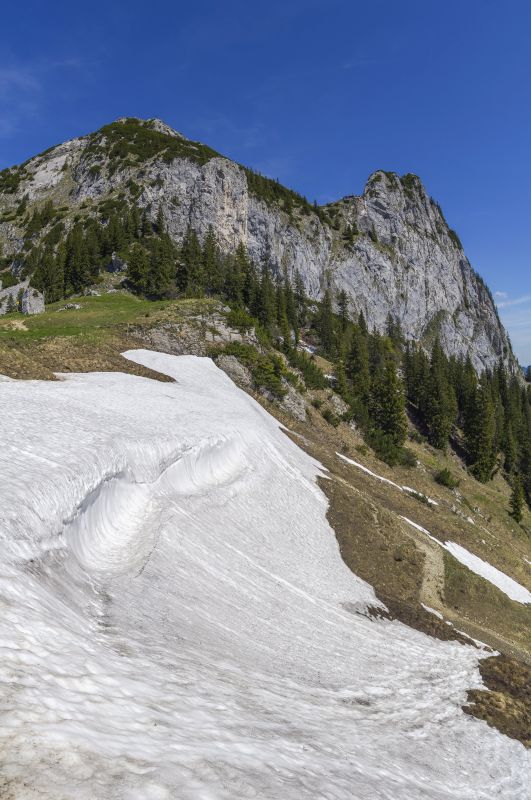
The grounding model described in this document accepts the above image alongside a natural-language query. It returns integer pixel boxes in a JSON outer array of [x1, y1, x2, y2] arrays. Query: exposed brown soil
[[464, 655, 531, 747], [0, 334, 173, 382]]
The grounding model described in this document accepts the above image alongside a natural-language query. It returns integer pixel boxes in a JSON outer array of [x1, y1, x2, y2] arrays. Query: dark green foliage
[[226, 307, 254, 332], [400, 173, 419, 201], [423, 339, 457, 449], [448, 229, 463, 250], [369, 362, 408, 448], [0, 270, 19, 289], [220, 342, 290, 399], [127, 243, 150, 293], [0, 166, 29, 194], [86, 119, 219, 169], [466, 379, 497, 482], [346, 325, 370, 402], [321, 407, 340, 427], [509, 475, 524, 522], [315, 287, 336, 357], [365, 429, 411, 467], [244, 168, 316, 217], [285, 348, 327, 389], [434, 469, 460, 490]]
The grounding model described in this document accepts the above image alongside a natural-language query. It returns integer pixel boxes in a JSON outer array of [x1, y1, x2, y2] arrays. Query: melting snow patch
[[400, 517, 531, 605], [338, 454, 438, 504], [421, 603, 444, 620]]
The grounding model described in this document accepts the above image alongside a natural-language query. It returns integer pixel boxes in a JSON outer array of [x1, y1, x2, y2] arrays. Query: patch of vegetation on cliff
[[218, 341, 297, 399], [0, 165, 30, 195], [244, 167, 328, 221], [85, 118, 220, 169]]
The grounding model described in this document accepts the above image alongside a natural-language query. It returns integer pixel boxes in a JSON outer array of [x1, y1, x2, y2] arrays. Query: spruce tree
[[202, 227, 223, 295], [346, 325, 370, 402], [127, 243, 150, 293], [369, 361, 408, 447], [294, 270, 307, 329], [423, 338, 457, 449], [256, 262, 275, 328], [148, 236, 174, 298], [316, 288, 335, 356], [337, 289, 349, 333], [509, 475, 524, 522], [466, 379, 497, 482]]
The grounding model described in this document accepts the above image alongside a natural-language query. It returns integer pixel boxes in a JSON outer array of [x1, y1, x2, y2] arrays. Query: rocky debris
[[0, 280, 45, 316], [131, 308, 257, 358], [57, 303, 82, 312], [281, 384, 307, 422], [83, 289, 101, 296], [328, 393, 349, 416], [20, 287, 45, 315], [216, 355, 253, 390], [0, 280, 27, 315]]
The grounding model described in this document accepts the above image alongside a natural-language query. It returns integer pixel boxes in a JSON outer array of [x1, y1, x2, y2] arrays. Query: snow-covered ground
[[0, 351, 529, 799]]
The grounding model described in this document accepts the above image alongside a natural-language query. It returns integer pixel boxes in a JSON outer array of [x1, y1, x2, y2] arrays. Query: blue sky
[[1, 0, 530, 362]]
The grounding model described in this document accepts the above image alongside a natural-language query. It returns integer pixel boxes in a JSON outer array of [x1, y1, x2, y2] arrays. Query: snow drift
[[0, 350, 528, 799]]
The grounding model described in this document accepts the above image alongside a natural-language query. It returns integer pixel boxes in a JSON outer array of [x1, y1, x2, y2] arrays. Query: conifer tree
[[423, 338, 457, 449], [466, 379, 497, 482], [358, 310, 368, 336], [127, 243, 150, 293], [316, 287, 335, 356], [148, 236, 174, 298], [294, 270, 307, 329], [346, 325, 370, 402], [256, 262, 275, 328], [202, 227, 223, 295], [369, 361, 408, 447], [179, 227, 202, 294], [337, 289, 349, 333], [510, 475, 524, 522]]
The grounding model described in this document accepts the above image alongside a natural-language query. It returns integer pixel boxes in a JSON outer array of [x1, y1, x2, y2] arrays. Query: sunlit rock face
[[0, 118, 513, 371]]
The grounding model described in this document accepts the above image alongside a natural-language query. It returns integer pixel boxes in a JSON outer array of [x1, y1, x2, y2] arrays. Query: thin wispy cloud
[[496, 293, 531, 308], [0, 65, 41, 139], [0, 58, 89, 147], [495, 292, 531, 363]]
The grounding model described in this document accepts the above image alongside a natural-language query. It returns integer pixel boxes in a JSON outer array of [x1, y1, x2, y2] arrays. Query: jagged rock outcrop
[[20, 286, 45, 315], [0, 117, 513, 371]]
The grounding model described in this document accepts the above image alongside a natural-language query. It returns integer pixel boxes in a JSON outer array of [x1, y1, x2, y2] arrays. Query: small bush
[[434, 468, 460, 489], [226, 307, 254, 332], [366, 429, 416, 468], [311, 397, 323, 409], [399, 448, 418, 468], [322, 407, 340, 427], [285, 347, 327, 389], [221, 342, 288, 399]]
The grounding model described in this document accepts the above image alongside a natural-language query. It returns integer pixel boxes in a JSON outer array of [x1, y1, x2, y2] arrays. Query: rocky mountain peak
[[113, 116, 186, 139], [0, 118, 515, 372]]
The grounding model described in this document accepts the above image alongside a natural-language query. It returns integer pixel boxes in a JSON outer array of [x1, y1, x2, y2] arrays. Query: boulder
[[21, 287, 45, 315]]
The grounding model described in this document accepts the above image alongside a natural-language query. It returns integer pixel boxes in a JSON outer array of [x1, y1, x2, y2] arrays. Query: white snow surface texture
[[0, 351, 528, 799]]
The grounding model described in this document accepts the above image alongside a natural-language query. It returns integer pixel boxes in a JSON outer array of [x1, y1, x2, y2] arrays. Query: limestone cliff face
[[0, 117, 513, 371]]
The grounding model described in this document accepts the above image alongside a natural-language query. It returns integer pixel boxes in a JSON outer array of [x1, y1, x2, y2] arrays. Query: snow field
[[0, 351, 528, 799]]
